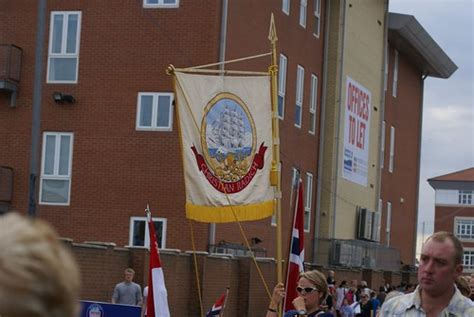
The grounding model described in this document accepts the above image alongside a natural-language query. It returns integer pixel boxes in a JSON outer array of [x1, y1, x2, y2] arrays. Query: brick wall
[[70, 241, 416, 316]]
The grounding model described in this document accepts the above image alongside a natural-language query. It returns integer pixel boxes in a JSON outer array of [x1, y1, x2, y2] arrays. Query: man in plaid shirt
[[380, 232, 473, 316]]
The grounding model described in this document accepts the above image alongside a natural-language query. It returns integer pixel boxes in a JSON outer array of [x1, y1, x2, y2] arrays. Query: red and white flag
[[284, 179, 305, 312], [146, 208, 170, 317]]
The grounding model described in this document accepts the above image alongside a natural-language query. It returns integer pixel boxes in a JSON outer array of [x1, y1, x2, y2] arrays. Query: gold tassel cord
[[186, 52, 272, 69], [189, 220, 205, 317]]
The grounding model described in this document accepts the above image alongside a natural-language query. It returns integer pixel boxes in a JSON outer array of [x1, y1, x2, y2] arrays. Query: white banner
[[174, 72, 274, 223], [342, 76, 371, 186]]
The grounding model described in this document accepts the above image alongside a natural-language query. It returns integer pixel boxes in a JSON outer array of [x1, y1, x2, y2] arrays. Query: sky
[[388, 0, 474, 257]]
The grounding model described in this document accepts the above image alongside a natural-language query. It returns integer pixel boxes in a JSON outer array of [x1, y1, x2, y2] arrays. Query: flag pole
[[268, 13, 283, 315], [220, 287, 230, 317]]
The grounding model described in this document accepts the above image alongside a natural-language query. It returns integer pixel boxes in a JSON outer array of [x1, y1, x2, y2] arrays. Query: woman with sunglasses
[[356, 291, 374, 317], [267, 270, 334, 317]]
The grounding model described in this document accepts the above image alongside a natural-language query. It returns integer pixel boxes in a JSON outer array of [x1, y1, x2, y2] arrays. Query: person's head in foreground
[[0, 212, 81, 317]]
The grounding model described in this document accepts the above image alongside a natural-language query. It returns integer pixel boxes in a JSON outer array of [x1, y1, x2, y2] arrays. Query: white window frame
[[392, 50, 399, 97], [313, 0, 321, 38], [458, 190, 473, 205], [129, 216, 167, 248], [386, 201, 392, 246], [295, 65, 304, 128], [304, 172, 313, 232], [299, 0, 307, 28], [309, 74, 318, 134], [282, 0, 290, 15], [380, 121, 386, 169], [462, 248, 474, 271], [136, 92, 174, 131], [47, 11, 82, 84], [39, 132, 74, 205], [389, 126, 395, 173], [278, 54, 288, 119], [143, 0, 179, 8], [455, 217, 474, 241]]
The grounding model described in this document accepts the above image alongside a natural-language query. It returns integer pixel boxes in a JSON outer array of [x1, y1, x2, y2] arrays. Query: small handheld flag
[[206, 288, 229, 317], [146, 205, 170, 317], [283, 180, 305, 312]]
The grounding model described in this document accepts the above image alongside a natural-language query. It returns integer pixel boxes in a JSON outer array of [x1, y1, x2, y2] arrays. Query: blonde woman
[[267, 270, 333, 317], [0, 212, 81, 317]]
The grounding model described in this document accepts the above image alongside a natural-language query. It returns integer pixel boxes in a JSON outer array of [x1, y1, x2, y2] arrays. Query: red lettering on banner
[[348, 115, 356, 145], [190, 143, 267, 194], [347, 81, 369, 121], [356, 121, 366, 149]]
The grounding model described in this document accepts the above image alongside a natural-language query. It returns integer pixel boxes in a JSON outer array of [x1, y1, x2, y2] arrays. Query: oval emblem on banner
[[201, 93, 257, 184]]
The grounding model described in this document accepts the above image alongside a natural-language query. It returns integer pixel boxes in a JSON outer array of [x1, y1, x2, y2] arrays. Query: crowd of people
[[267, 231, 473, 316], [0, 211, 472, 317]]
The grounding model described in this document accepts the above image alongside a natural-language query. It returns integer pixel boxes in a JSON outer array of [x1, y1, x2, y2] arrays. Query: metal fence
[[208, 241, 267, 258], [313, 238, 401, 271]]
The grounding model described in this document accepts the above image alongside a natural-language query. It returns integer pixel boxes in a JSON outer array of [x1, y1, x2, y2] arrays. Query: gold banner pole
[[268, 13, 283, 316]]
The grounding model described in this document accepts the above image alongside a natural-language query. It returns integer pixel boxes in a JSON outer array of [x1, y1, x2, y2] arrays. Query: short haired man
[[112, 268, 143, 306], [380, 231, 474, 316]]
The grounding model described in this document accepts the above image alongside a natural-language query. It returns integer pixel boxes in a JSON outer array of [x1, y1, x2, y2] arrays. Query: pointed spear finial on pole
[[268, 13, 278, 44], [145, 204, 151, 221]]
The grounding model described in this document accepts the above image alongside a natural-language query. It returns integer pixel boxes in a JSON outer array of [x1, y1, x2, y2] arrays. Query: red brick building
[[0, 1, 458, 282], [380, 12, 457, 266], [0, 0, 325, 260], [428, 167, 474, 274]]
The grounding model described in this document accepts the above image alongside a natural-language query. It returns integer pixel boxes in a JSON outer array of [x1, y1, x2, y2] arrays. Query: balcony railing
[[313, 238, 401, 271], [0, 44, 22, 107], [208, 241, 267, 258], [0, 166, 13, 214], [0, 44, 22, 83]]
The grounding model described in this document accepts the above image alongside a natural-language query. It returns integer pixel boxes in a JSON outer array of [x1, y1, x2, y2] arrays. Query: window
[[129, 217, 167, 248], [299, 0, 307, 28], [386, 201, 392, 246], [313, 0, 321, 37], [278, 54, 288, 119], [389, 126, 395, 173], [458, 190, 473, 205], [456, 218, 474, 240], [380, 121, 386, 169], [282, 0, 290, 15], [47, 12, 82, 83], [392, 50, 399, 97], [309, 74, 318, 134], [462, 249, 474, 270], [143, 0, 179, 8], [292, 167, 300, 188], [378, 199, 382, 213], [39, 132, 73, 205], [304, 172, 313, 232], [295, 65, 304, 128], [136, 92, 174, 131]]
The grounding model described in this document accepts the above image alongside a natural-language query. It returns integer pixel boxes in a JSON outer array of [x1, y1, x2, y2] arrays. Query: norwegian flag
[[283, 179, 305, 312], [146, 207, 170, 317], [206, 288, 229, 317]]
